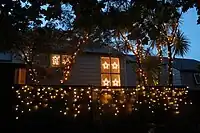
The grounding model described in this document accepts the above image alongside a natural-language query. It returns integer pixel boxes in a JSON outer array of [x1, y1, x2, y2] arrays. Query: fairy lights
[[62, 55, 71, 65], [102, 61, 110, 69], [136, 40, 148, 85], [102, 78, 110, 86], [61, 34, 89, 83], [13, 85, 192, 119], [112, 78, 120, 86], [111, 62, 119, 69], [120, 33, 148, 86], [24, 46, 40, 84], [167, 22, 178, 86], [51, 54, 60, 67], [157, 41, 163, 85], [101, 57, 121, 86]]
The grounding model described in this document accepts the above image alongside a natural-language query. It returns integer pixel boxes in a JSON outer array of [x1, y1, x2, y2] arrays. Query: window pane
[[51, 54, 60, 67], [101, 74, 111, 86], [111, 74, 121, 86], [111, 57, 120, 73], [15, 68, 26, 84], [194, 73, 200, 84], [101, 57, 110, 73], [62, 55, 71, 65]]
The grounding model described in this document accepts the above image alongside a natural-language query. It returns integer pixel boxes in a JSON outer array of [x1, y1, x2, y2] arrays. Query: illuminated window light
[[101, 57, 121, 86], [62, 55, 71, 65], [51, 54, 60, 67]]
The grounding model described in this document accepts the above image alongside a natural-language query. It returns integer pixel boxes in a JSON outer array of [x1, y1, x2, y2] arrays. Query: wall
[[125, 61, 136, 86], [173, 68, 182, 85], [31, 53, 126, 86], [160, 65, 182, 86], [181, 71, 200, 90], [67, 53, 101, 85], [31, 54, 184, 87]]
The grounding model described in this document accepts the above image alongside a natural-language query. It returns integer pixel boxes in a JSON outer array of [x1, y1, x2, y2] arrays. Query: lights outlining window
[[51, 54, 60, 67], [61, 55, 71, 65], [194, 73, 200, 84], [101, 57, 121, 86], [50, 54, 71, 67]]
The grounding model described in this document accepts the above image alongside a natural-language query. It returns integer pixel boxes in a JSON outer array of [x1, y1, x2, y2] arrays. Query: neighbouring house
[[172, 58, 200, 90], [0, 52, 26, 85], [1, 46, 200, 90]]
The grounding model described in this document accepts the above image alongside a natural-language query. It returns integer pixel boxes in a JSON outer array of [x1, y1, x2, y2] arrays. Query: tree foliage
[[0, 0, 199, 51], [0, 0, 197, 85]]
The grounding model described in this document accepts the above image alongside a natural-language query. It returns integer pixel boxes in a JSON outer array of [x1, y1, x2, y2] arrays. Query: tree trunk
[[157, 43, 162, 85], [136, 39, 146, 86], [168, 43, 173, 87]]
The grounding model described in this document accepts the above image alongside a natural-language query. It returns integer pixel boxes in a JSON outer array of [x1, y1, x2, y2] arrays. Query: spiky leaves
[[172, 30, 190, 57]]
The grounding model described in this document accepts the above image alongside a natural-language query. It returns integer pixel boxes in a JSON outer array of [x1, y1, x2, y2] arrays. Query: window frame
[[194, 73, 200, 85], [14, 68, 26, 84], [50, 54, 71, 67], [100, 56, 121, 86], [50, 54, 61, 67]]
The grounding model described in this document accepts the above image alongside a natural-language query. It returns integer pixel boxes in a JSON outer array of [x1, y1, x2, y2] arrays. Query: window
[[51, 54, 60, 67], [61, 55, 72, 65], [14, 68, 26, 84], [101, 57, 121, 86], [50, 54, 71, 67], [194, 73, 200, 84]]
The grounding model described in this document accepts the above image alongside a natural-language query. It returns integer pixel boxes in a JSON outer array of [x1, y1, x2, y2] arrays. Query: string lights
[[13, 85, 192, 120], [167, 35, 173, 87], [24, 46, 40, 84], [101, 57, 121, 86], [166, 22, 179, 87], [157, 41, 163, 85], [120, 33, 148, 86], [136, 39, 148, 85], [60, 34, 89, 83]]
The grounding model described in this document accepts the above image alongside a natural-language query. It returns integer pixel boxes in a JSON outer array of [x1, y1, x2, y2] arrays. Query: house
[[0, 52, 26, 85], [172, 58, 200, 90], [3, 46, 200, 90]]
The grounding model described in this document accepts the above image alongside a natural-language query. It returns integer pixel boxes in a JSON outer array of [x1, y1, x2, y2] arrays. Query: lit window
[[15, 68, 26, 84], [101, 57, 121, 86], [194, 73, 200, 84], [101, 74, 111, 86], [51, 54, 60, 67], [61, 55, 71, 65], [50, 54, 71, 67]]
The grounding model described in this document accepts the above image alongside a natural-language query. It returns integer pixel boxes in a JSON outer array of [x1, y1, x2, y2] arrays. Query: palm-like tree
[[147, 27, 190, 86], [141, 56, 161, 85], [172, 29, 190, 58], [165, 27, 190, 86]]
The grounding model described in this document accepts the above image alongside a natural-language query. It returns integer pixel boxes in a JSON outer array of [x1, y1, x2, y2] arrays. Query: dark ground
[[1, 63, 200, 133]]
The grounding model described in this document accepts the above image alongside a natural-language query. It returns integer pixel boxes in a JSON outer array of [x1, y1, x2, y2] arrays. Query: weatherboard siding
[[173, 68, 182, 86], [35, 53, 101, 85], [181, 71, 200, 90], [34, 53, 126, 86], [28, 53, 184, 87], [125, 62, 137, 86], [66, 54, 101, 85]]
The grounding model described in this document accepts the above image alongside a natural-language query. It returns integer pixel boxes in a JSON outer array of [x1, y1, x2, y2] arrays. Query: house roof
[[126, 55, 200, 72], [39, 41, 200, 72], [83, 44, 123, 56], [45, 42, 123, 56], [172, 58, 200, 72]]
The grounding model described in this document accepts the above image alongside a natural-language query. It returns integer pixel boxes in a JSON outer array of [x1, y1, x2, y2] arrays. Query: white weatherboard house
[[1, 46, 200, 90]]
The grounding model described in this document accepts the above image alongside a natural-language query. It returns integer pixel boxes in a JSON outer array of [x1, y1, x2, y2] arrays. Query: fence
[[12, 85, 191, 119]]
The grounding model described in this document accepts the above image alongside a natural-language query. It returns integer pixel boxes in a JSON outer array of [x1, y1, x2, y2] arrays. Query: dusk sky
[[181, 8, 200, 61]]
